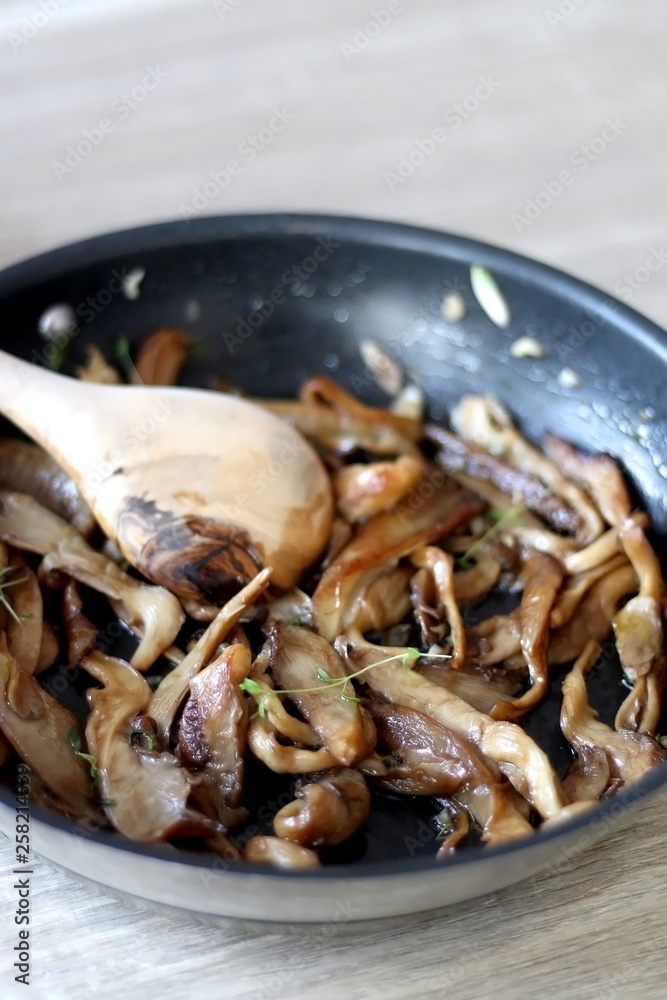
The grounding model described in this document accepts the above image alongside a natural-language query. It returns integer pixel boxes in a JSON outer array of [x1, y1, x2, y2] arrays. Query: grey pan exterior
[[0, 213, 666, 923], [0, 783, 650, 924]]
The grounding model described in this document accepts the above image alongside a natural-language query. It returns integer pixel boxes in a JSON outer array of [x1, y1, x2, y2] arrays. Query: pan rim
[[1, 210, 666, 898]]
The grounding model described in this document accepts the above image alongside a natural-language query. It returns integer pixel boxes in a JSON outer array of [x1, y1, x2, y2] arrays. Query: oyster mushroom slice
[[247, 715, 339, 773], [177, 642, 251, 826], [450, 395, 604, 543], [368, 702, 532, 846], [427, 423, 580, 534], [549, 553, 629, 629], [452, 548, 502, 606], [134, 328, 193, 386], [313, 477, 484, 642], [542, 433, 632, 527], [0, 437, 95, 537], [83, 650, 219, 843], [415, 664, 519, 716], [62, 580, 98, 664], [490, 550, 563, 721], [149, 567, 271, 745], [273, 768, 371, 849], [1, 548, 44, 675], [243, 835, 320, 869], [0, 634, 96, 821], [333, 455, 423, 523], [564, 511, 649, 575], [338, 629, 566, 820], [548, 564, 638, 666], [267, 621, 376, 766], [613, 522, 666, 733], [560, 641, 667, 791], [410, 546, 466, 668], [0, 489, 184, 672]]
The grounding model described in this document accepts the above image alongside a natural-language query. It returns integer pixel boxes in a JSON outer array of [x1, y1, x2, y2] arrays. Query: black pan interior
[[1, 213, 666, 867]]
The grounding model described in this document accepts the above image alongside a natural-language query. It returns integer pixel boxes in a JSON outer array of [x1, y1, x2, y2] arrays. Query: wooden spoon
[[0, 348, 333, 600]]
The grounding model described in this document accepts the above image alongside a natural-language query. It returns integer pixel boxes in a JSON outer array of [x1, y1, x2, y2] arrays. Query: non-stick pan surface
[[0, 213, 666, 923]]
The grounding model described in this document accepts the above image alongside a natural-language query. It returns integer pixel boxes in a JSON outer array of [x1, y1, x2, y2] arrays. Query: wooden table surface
[[1, 2, 667, 997]]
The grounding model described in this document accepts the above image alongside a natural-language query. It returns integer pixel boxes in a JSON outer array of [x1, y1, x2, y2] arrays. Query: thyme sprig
[[114, 336, 144, 384], [68, 727, 99, 780], [456, 500, 527, 570], [239, 647, 450, 718], [0, 566, 30, 625]]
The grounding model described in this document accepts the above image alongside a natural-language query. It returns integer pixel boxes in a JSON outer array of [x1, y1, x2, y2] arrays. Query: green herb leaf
[[239, 678, 264, 697], [113, 335, 143, 384], [401, 647, 421, 669], [257, 698, 268, 720], [129, 731, 154, 752], [341, 692, 362, 704], [456, 500, 527, 570], [68, 727, 83, 754], [245, 648, 450, 702], [68, 727, 98, 779], [0, 567, 30, 625]]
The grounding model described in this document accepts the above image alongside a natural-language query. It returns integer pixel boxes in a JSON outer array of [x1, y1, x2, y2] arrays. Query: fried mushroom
[[266, 621, 376, 765], [560, 641, 667, 795], [449, 395, 604, 543], [333, 455, 423, 523], [273, 768, 371, 849], [613, 522, 666, 733], [0, 438, 95, 537], [149, 567, 270, 744], [243, 835, 320, 869], [0, 633, 97, 820], [339, 628, 566, 820], [83, 650, 220, 843], [313, 476, 483, 642], [0, 489, 184, 672], [177, 643, 251, 827]]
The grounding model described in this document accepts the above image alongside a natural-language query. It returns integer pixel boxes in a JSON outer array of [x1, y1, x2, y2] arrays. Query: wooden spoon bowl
[[0, 349, 333, 599]]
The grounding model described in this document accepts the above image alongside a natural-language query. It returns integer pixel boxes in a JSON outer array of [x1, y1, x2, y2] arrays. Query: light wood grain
[[1, 1, 667, 997]]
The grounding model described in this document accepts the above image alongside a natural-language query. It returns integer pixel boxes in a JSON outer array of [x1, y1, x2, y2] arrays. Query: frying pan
[[0, 213, 666, 924]]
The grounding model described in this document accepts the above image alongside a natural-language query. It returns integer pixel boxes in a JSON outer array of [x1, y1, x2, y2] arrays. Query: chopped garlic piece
[[470, 264, 511, 328], [122, 267, 146, 300], [359, 339, 403, 395], [390, 384, 425, 420], [38, 303, 77, 341], [510, 335, 546, 359], [557, 367, 581, 389], [441, 291, 467, 323]]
